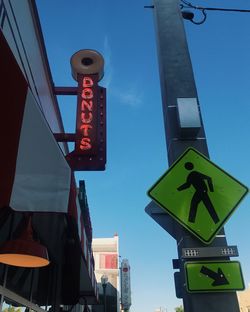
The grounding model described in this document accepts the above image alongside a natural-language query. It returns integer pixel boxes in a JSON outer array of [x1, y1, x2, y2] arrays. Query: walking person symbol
[[177, 162, 220, 224]]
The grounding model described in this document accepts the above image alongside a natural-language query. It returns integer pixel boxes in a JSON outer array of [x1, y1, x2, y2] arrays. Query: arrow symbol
[[200, 266, 229, 286]]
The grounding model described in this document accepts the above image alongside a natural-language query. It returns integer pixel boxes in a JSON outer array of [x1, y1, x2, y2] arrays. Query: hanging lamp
[[0, 215, 50, 267]]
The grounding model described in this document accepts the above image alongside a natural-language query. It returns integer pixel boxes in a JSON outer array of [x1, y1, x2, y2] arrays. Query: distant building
[[154, 308, 167, 312], [237, 286, 250, 312], [92, 235, 120, 312], [120, 259, 131, 311]]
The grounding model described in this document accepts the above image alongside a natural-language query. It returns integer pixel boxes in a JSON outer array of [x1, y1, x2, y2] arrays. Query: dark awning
[[0, 30, 71, 214]]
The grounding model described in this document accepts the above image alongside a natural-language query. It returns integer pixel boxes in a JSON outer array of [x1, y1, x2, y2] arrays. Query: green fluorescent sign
[[185, 261, 245, 292], [148, 148, 248, 244]]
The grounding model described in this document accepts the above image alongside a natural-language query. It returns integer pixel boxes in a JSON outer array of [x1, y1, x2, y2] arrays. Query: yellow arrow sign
[[185, 261, 245, 292]]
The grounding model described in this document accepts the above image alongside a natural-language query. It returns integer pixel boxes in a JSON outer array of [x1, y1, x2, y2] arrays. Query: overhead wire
[[180, 0, 250, 24], [180, 0, 250, 13]]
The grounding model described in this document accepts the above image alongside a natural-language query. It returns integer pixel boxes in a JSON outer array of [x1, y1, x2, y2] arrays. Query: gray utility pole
[[152, 0, 240, 311]]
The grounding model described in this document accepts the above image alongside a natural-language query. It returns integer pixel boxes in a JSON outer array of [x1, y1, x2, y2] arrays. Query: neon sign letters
[[76, 74, 98, 154], [63, 72, 106, 170], [80, 77, 94, 150]]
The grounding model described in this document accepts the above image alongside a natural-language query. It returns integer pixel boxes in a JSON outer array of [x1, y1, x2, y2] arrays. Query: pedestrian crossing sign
[[147, 148, 248, 244]]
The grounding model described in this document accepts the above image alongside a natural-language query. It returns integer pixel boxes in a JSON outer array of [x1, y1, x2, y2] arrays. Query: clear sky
[[36, 1, 250, 311]]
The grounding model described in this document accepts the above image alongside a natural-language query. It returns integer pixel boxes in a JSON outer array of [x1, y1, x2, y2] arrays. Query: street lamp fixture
[[0, 215, 49, 268], [101, 274, 108, 312], [181, 10, 194, 21], [181, 9, 207, 25]]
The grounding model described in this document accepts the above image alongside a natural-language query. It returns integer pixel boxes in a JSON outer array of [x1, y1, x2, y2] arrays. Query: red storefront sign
[[75, 74, 98, 155], [55, 73, 106, 171], [99, 253, 118, 269]]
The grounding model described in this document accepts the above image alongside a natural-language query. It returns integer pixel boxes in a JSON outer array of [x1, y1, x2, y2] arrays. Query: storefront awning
[[0, 30, 71, 213]]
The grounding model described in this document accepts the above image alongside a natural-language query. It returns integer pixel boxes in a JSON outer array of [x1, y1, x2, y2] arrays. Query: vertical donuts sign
[[68, 50, 106, 171], [76, 74, 98, 154]]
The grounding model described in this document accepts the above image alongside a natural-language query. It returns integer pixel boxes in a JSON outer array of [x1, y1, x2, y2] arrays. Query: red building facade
[[0, 1, 99, 311]]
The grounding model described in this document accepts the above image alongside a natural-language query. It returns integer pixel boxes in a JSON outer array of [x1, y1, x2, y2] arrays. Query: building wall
[[92, 235, 120, 312], [237, 287, 250, 312], [1, 0, 65, 137], [0, 0, 98, 310]]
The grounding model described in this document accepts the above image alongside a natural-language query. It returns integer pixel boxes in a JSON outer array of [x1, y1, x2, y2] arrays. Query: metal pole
[[103, 284, 107, 312], [152, 0, 240, 311]]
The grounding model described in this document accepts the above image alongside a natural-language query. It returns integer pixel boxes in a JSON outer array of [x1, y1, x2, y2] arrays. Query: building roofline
[[28, 0, 69, 154]]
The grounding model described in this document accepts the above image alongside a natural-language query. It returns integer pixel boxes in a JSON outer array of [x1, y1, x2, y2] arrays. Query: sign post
[[146, 0, 248, 311]]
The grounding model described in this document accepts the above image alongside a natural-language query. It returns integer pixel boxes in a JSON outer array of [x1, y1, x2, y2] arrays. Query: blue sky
[[36, 1, 250, 311]]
